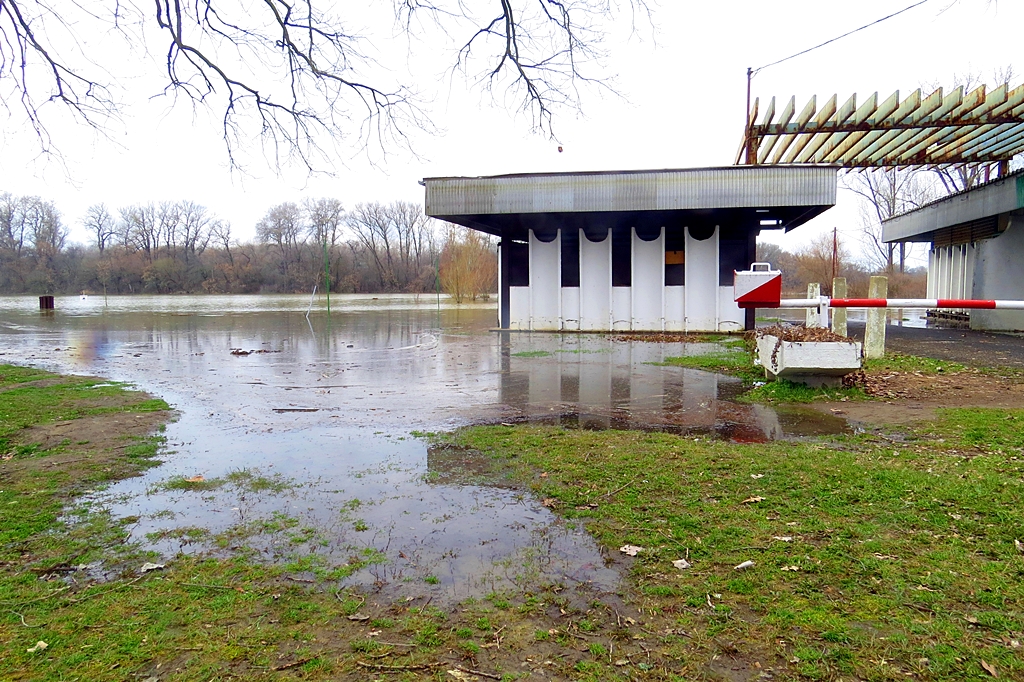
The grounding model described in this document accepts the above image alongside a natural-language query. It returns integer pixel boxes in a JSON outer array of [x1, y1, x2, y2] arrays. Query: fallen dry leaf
[[771, 536, 793, 542], [741, 496, 765, 504], [672, 558, 692, 570], [619, 544, 643, 556], [981, 659, 998, 677], [185, 475, 205, 483], [541, 498, 558, 508], [781, 565, 801, 572], [346, 613, 370, 621], [26, 641, 48, 653], [734, 560, 755, 571]]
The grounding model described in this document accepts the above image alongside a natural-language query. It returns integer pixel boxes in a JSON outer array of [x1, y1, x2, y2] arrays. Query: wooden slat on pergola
[[736, 84, 1024, 170]]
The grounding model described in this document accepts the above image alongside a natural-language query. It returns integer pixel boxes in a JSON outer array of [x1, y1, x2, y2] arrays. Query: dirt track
[[819, 323, 1024, 424]]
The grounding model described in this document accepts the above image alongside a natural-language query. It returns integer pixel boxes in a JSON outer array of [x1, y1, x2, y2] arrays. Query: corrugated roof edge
[[422, 164, 840, 182], [882, 167, 1024, 225]]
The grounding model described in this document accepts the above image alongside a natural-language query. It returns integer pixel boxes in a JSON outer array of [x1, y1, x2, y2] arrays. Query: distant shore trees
[[0, 192, 499, 299]]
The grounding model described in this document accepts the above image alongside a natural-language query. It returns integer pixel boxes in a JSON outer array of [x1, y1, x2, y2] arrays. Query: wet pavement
[[1, 294, 847, 600], [847, 321, 1024, 368]]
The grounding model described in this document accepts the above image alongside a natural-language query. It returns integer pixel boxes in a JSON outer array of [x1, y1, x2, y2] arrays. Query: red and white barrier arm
[[829, 299, 1024, 309]]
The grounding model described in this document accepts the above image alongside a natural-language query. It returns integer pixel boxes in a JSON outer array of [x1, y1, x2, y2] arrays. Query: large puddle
[[0, 294, 847, 600]]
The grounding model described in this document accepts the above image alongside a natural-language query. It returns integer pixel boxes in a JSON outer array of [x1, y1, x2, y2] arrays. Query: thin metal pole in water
[[435, 252, 440, 313], [305, 284, 317, 319], [323, 237, 331, 316]]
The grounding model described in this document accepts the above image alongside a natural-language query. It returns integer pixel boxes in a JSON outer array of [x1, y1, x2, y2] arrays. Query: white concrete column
[[579, 232, 611, 331], [831, 277, 847, 337], [865, 276, 887, 359], [631, 228, 664, 330], [806, 283, 821, 327], [528, 230, 560, 330], [683, 226, 719, 331]]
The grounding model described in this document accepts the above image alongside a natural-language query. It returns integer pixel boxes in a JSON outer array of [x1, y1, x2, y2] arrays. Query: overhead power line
[[753, 0, 934, 75]]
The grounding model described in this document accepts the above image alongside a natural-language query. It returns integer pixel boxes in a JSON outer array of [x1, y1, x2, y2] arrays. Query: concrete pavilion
[[424, 165, 837, 332]]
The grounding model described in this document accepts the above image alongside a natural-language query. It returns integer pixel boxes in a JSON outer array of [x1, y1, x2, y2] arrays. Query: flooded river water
[[0, 294, 847, 600]]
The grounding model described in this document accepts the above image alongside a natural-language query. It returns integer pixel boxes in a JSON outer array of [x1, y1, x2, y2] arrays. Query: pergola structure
[[736, 84, 1024, 171]]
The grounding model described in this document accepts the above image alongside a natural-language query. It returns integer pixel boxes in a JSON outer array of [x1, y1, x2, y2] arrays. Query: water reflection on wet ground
[[0, 294, 847, 600]]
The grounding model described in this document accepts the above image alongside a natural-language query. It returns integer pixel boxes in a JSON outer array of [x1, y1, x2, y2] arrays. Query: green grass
[[7, 361, 1024, 681], [739, 379, 867, 404], [653, 349, 764, 383], [444, 418, 1024, 681], [864, 352, 969, 375], [511, 350, 553, 358]]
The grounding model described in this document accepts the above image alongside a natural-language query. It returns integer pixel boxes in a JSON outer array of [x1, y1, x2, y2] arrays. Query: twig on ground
[[356, 660, 444, 672], [596, 477, 638, 500], [455, 664, 502, 679], [273, 656, 315, 671], [9, 610, 44, 627]]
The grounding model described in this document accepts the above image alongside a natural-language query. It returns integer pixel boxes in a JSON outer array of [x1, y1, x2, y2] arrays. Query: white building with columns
[[424, 166, 837, 332]]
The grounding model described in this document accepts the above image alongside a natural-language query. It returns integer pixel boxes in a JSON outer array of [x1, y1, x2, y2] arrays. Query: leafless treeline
[[0, 193, 489, 296]]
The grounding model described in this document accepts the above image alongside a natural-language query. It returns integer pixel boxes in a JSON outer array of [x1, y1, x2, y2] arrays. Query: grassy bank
[[447, 414, 1024, 681], [4, 362, 1023, 681]]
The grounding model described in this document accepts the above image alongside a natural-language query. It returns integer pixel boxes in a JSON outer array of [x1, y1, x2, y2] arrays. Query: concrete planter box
[[756, 335, 862, 388]]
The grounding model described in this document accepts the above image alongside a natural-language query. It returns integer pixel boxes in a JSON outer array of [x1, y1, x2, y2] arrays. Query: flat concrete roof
[[883, 171, 1024, 243], [424, 165, 837, 238]]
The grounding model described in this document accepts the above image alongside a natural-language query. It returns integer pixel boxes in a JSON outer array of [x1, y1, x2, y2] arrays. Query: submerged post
[[865, 276, 888, 359], [805, 283, 821, 327], [39, 295, 54, 310], [831, 277, 847, 336]]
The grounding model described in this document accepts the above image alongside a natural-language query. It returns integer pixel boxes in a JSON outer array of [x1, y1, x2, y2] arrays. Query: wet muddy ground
[[1, 294, 849, 601]]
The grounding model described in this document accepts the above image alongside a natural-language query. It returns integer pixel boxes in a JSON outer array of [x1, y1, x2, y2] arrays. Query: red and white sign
[[734, 263, 782, 309]]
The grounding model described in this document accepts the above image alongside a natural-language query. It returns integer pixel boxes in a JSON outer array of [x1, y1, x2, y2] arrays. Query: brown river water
[[0, 294, 848, 600]]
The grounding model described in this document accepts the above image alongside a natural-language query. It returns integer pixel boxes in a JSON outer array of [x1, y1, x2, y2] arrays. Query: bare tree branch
[[1, 0, 649, 171]]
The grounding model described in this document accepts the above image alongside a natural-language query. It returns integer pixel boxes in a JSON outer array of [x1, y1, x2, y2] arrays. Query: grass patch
[[864, 352, 969, 375], [654, 349, 763, 383], [445, 419, 1024, 680], [511, 350, 553, 358], [739, 379, 867, 404]]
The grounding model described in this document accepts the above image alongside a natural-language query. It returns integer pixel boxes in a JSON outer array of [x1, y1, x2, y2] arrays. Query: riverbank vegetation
[[0, 195, 496, 299]]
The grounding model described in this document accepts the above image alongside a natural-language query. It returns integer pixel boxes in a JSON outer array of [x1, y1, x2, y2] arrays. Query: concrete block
[[756, 335, 862, 388]]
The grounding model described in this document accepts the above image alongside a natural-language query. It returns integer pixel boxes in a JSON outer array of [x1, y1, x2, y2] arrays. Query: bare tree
[[844, 169, 935, 274], [923, 66, 1018, 192], [347, 202, 399, 290], [1, 1, 649, 170], [304, 198, 345, 248], [256, 202, 306, 285], [178, 201, 212, 263], [119, 204, 161, 262], [83, 204, 116, 253], [792, 232, 853, 296]]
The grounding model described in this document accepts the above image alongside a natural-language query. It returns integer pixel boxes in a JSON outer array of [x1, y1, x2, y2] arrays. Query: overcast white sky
[[1, 0, 1020, 266]]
